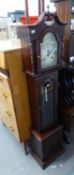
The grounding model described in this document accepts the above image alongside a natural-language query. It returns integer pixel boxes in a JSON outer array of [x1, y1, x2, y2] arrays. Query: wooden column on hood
[[38, 0, 45, 16], [25, 0, 29, 23]]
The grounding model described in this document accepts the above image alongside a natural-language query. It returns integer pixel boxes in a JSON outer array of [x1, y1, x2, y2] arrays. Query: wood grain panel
[[0, 49, 31, 142]]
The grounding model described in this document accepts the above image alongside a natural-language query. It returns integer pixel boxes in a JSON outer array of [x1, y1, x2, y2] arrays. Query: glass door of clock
[[40, 32, 58, 70], [40, 78, 55, 130]]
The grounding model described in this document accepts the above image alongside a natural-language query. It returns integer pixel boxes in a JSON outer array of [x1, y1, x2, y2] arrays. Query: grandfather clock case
[[17, 12, 65, 168]]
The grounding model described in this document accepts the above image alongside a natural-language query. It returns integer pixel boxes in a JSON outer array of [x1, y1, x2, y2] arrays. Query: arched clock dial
[[40, 32, 58, 69]]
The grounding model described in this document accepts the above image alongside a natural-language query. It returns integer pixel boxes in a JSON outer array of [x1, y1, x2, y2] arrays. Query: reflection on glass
[[40, 32, 58, 69], [69, 56, 74, 63]]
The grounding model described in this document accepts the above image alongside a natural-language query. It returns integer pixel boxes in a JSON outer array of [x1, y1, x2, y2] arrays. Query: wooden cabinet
[[0, 75, 19, 140], [0, 49, 31, 142]]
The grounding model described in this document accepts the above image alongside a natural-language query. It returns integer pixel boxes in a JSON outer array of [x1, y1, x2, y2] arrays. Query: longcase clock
[[17, 12, 66, 168]]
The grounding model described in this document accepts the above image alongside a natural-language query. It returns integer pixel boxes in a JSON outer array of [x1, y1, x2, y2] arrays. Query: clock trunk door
[[38, 71, 58, 131], [26, 70, 58, 132], [40, 79, 55, 130]]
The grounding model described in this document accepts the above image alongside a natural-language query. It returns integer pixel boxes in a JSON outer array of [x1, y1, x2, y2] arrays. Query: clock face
[[40, 32, 58, 69]]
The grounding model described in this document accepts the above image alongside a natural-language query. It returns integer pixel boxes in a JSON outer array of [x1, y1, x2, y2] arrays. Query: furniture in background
[[52, 0, 71, 62], [58, 25, 74, 139], [59, 67, 74, 143], [52, 0, 74, 143], [0, 48, 31, 144]]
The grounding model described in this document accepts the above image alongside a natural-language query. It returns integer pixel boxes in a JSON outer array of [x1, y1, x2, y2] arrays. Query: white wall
[[0, 0, 25, 16], [0, 0, 55, 17], [27, 0, 50, 16]]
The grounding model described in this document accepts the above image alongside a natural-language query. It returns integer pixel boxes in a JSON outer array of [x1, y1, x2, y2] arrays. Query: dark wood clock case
[[17, 13, 65, 74], [17, 12, 65, 168], [31, 124, 64, 169], [26, 70, 58, 131]]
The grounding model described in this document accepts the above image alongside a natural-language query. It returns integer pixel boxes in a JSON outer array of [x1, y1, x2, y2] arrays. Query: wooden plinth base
[[32, 146, 64, 169], [31, 124, 65, 169]]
